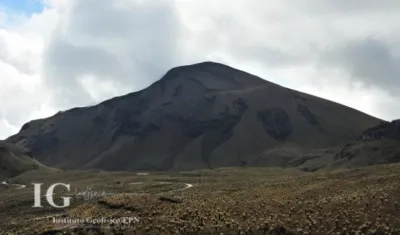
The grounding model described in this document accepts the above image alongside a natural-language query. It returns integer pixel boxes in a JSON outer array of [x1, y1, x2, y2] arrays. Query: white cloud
[[1, 0, 400, 139], [78, 74, 125, 102], [0, 118, 18, 138], [0, 3, 57, 139]]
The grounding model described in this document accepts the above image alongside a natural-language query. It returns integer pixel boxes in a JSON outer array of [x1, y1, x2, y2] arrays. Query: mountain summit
[[6, 62, 381, 171]]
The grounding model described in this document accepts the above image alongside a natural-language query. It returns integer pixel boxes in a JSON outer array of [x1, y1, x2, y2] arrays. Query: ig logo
[[32, 183, 71, 208]]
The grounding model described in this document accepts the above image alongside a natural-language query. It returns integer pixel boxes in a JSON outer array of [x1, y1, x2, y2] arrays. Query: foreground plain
[[1, 164, 400, 235]]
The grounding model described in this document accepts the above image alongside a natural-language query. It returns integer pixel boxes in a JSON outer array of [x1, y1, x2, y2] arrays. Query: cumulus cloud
[[43, 0, 185, 108], [0, 59, 55, 137], [0, 3, 57, 139], [1, 0, 400, 139], [322, 38, 400, 93]]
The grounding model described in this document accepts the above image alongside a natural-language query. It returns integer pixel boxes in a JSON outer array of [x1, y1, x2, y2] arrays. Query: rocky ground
[[1, 164, 400, 234]]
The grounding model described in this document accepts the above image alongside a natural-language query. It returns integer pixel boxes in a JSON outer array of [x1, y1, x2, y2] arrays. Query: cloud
[[43, 0, 185, 108], [0, 3, 57, 139], [322, 38, 400, 94], [1, 0, 400, 139], [0, 118, 18, 138], [0, 59, 55, 137]]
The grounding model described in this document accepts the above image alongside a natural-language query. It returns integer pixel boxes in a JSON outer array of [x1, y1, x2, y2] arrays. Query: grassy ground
[[0, 164, 400, 234]]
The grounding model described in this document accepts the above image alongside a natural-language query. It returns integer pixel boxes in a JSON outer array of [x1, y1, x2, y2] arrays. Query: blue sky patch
[[0, 0, 44, 15]]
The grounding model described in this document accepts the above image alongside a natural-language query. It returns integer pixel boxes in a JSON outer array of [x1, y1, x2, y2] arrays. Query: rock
[[387, 119, 400, 139], [257, 107, 292, 140], [183, 98, 248, 138], [297, 104, 323, 132], [172, 85, 183, 97], [29, 133, 59, 157], [335, 143, 358, 160], [360, 119, 400, 141]]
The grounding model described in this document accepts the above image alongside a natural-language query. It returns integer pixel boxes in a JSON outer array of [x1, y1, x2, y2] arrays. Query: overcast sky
[[1, 0, 400, 139]]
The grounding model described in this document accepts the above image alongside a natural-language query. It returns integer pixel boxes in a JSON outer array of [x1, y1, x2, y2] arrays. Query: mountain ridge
[[6, 61, 383, 171], [15, 61, 381, 129]]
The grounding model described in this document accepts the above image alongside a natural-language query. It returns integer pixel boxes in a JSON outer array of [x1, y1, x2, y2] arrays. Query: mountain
[[0, 141, 47, 179], [360, 119, 400, 141], [6, 62, 382, 171], [286, 119, 400, 171], [289, 138, 400, 171]]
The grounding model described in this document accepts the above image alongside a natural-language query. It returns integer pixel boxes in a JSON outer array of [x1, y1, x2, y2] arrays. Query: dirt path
[[1, 181, 26, 189], [129, 181, 193, 193]]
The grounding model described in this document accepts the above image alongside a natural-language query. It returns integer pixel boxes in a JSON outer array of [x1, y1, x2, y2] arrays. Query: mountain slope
[[0, 141, 48, 179], [6, 62, 382, 171]]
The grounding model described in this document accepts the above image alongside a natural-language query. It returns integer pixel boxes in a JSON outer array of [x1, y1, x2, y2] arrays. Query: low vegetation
[[1, 164, 400, 234]]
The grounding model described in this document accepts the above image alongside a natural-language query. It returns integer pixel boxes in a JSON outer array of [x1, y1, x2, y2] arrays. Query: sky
[[0, 0, 43, 13], [1, 0, 400, 139]]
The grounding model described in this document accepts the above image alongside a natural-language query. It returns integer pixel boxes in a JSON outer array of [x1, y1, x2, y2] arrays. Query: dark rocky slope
[[6, 62, 382, 171], [289, 119, 400, 171], [0, 141, 47, 179], [360, 119, 400, 140]]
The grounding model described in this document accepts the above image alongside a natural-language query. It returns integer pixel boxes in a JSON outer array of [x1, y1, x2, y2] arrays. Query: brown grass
[[1, 165, 400, 234]]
